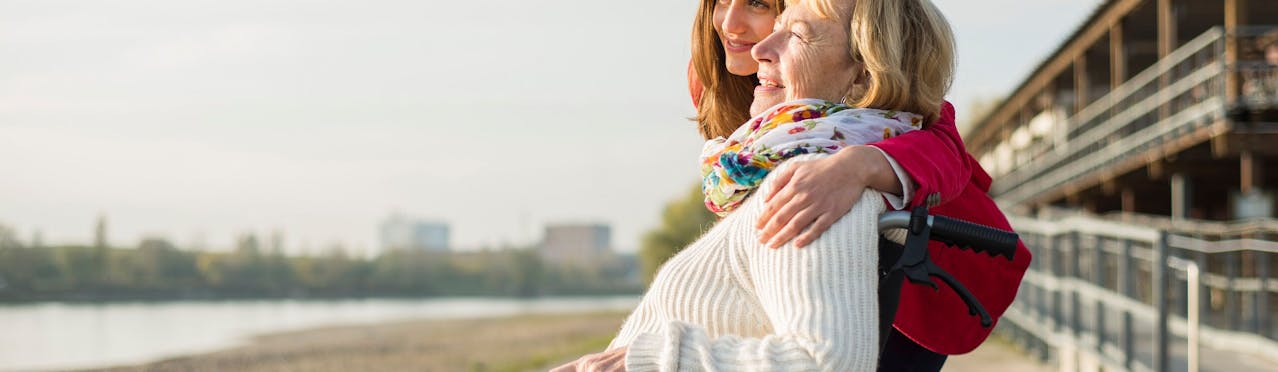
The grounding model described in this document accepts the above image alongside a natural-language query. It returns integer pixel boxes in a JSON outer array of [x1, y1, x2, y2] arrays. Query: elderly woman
[[555, 0, 1002, 370]]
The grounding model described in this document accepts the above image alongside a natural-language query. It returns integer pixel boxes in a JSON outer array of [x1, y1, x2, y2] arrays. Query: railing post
[[1227, 250, 1240, 330], [1071, 232, 1082, 340], [1196, 249, 1209, 328], [1095, 235, 1107, 352], [1053, 235, 1064, 331], [1257, 249, 1270, 335], [1154, 231, 1170, 372], [1179, 249, 1190, 322], [1033, 233, 1047, 324], [1188, 261, 1202, 372], [1121, 239, 1135, 370]]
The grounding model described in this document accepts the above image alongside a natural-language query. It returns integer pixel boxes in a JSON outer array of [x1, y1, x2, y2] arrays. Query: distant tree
[[367, 250, 418, 295], [134, 237, 200, 292], [52, 245, 97, 291], [93, 214, 110, 283], [638, 183, 718, 285], [509, 248, 544, 297], [0, 223, 24, 296], [195, 252, 227, 288], [0, 223, 19, 249]]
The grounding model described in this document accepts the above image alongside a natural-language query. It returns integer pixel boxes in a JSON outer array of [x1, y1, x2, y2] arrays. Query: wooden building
[[967, 0, 1278, 221]]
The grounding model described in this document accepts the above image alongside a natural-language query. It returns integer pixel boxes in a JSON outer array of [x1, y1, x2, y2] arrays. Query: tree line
[[0, 224, 639, 302]]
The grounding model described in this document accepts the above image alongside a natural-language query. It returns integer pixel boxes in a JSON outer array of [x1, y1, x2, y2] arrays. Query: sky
[[0, 0, 1104, 255]]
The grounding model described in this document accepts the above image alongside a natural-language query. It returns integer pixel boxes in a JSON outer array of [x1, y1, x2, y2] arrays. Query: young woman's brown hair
[[690, 0, 784, 140]]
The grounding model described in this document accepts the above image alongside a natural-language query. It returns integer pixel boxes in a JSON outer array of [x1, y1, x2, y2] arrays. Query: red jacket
[[870, 104, 1032, 355], [689, 66, 1031, 354]]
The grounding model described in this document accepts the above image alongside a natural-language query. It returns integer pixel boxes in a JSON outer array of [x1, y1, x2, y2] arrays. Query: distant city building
[[540, 224, 611, 267], [379, 214, 450, 252]]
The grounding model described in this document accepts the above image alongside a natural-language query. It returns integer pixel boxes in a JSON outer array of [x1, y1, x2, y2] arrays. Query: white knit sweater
[[608, 154, 883, 371]]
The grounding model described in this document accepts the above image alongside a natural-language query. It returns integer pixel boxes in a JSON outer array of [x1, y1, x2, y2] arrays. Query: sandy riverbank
[[91, 311, 1052, 372]]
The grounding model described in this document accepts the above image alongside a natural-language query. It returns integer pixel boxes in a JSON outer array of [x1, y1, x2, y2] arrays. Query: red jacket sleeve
[[868, 102, 971, 207]]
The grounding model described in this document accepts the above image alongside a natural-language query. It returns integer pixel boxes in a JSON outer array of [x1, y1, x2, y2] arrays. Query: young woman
[[554, 0, 1030, 370]]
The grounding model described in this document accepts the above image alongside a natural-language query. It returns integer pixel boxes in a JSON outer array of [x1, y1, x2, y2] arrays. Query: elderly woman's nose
[[751, 32, 781, 63]]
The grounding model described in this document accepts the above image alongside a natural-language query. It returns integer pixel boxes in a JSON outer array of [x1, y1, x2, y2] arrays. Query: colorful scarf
[[700, 99, 925, 216]]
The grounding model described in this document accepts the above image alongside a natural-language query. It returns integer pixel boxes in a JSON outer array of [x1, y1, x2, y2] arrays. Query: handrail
[[987, 27, 1231, 205], [1002, 212, 1278, 371], [997, 96, 1225, 204], [1035, 207, 1278, 236], [992, 28, 1225, 185], [1010, 212, 1278, 255], [994, 63, 1225, 200], [1067, 27, 1226, 140], [1007, 215, 1161, 243]]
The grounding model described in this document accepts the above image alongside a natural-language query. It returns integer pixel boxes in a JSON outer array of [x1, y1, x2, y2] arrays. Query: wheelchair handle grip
[[929, 215, 1018, 260], [877, 211, 1018, 261]]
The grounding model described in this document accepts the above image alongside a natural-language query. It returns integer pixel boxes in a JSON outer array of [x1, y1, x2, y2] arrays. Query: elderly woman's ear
[[845, 66, 869, 103]]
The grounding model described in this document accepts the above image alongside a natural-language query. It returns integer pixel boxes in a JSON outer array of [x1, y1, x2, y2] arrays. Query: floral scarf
[[700, 99, 924, 216]]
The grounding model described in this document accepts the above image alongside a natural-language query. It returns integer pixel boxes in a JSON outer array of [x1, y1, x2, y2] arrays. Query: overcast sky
[[0, 0, 1103, 255]]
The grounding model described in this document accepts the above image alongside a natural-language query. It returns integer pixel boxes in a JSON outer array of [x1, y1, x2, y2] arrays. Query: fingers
[[576, 357, 597, 372], [793, 213, 837, 248], [757, 183, 796, 230], [757, 192, 805, 245], [563, 349, 625, 372], [601, 350, 627, 371], [763, 165, 797, 203], [766, 208, 818, 248], [757, 163, 802, 229]]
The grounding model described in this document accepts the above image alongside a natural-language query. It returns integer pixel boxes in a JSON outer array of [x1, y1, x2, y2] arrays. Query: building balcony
[[975, 26, 1278, 218]]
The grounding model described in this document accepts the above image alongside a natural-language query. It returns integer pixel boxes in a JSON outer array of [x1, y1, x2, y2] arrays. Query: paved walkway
[[944, 337, 1054, 372]]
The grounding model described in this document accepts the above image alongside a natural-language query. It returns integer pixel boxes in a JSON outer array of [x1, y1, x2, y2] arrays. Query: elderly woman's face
[[749, 2, 862, 115]]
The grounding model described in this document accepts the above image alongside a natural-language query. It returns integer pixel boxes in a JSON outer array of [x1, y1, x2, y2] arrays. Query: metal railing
[[1043, 208, 1278, 344], [999, 213, 1278, 372], [989, 27, 1231, 206]]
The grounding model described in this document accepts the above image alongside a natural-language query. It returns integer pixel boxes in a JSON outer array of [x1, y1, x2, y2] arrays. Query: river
[[0, 296, 640, 371]]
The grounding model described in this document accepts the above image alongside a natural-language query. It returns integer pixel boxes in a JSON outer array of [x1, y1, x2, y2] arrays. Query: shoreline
[[2, 296, 642, 372], [83, 311, 1053, 372], [90, 311, 629, 372], [0, 293, 644, 306]]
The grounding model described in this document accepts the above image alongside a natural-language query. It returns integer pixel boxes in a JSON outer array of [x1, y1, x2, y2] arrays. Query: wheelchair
[[874, 207, 1020, 366]]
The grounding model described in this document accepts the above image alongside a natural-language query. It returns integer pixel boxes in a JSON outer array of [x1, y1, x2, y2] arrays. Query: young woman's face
[[713, 0, 779, 76], [750, 3, 862, 115]]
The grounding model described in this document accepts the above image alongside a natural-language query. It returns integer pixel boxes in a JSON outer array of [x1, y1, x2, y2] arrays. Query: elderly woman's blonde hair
[[792, 0, 956, 126]]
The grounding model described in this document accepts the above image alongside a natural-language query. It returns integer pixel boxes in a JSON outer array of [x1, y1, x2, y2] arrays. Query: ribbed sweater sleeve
[[624, 159, 883, 371]]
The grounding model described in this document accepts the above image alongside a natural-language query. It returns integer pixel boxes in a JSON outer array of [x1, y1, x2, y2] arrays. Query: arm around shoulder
[[867, 101, 971, 207]]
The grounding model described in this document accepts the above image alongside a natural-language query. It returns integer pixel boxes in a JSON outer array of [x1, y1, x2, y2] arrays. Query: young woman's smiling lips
[[723, 38, 756, 53]]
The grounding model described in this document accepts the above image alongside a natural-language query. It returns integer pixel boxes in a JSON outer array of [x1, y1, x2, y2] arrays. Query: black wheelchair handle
[[878, 212, 1018, 261], [929, 215, 1018, 260]]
